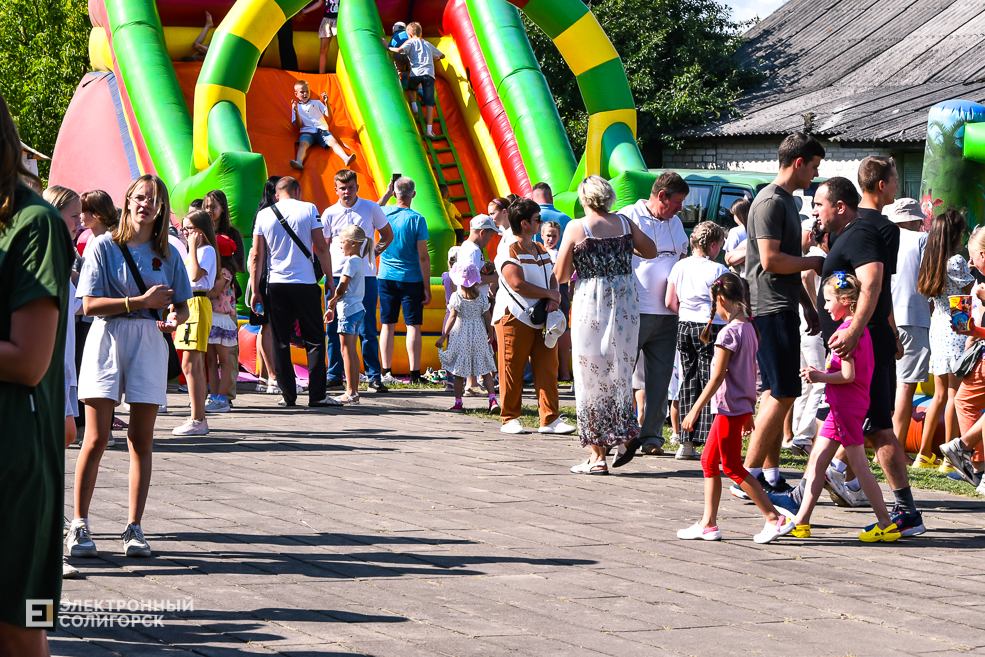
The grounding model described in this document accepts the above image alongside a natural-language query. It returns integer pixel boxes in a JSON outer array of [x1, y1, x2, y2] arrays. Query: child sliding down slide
[[289, 80, 356, 171]]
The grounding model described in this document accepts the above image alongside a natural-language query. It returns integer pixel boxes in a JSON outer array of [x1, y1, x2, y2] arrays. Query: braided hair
[[690, 220, 725, 256], [701, 272, 755, 343]]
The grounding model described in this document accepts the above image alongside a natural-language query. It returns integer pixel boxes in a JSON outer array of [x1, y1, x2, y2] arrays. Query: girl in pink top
[[795, 272, 900, 543], [678, 273, 795, 544]]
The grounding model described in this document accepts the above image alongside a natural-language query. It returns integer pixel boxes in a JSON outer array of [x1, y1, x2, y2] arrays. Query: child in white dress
[[436, 262, 500, 413]]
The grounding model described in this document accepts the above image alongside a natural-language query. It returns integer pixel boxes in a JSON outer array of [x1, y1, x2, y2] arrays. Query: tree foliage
[[0, 0, 91, 181], [523, 0, 762, 164]]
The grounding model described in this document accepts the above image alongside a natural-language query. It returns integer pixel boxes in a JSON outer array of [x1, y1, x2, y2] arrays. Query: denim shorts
[[338, 310, 365, 336], [379, 279, 425, 326], [408, 75, 435, 106], [299, 129, 333, 148]]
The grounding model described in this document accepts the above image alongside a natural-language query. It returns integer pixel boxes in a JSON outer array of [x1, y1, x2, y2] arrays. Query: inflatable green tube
[[337, 0, 455, 277], [465, 0, 576, 193], [103, 0, 194, 190]]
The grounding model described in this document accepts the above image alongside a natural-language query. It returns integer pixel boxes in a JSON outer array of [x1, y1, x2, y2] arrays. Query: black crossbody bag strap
[[271, 204, 313, 260], [117, 243, 160, 321]]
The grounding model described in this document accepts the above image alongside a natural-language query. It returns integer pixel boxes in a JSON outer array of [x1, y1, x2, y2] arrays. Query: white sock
[[831, 457, 848, 474], [411, 102, 418, 113], [846, 478, 861, 492], [748, 467, 763, 479], [764, 467, 780, 486]]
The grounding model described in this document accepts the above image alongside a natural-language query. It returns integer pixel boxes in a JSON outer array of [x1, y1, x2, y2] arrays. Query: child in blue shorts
[[290, 80, 356, 171], [324, 226, 371, 405]]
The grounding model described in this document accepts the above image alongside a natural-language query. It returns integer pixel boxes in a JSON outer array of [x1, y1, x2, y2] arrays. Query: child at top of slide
[[676, 272, 795, 544], [793, 272, 901, 543], [289, 80, 356, 172], [389, 22, 444, 138]]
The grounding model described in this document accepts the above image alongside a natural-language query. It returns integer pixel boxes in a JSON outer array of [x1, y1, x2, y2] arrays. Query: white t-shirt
[[725, 225, 747, 252], [321, 198, 390, 277], [669, 256, 728, 324], [186, 244, 217, 293], [399, 38, 443, 77], [291, 99, 329, 134], [458, 239, 488, 299], [621, 199, 689, 315], [253, 198, 323, 285]]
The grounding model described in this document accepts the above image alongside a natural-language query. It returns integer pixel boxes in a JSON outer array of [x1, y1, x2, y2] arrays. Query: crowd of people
[[7, 69, 985, 651]]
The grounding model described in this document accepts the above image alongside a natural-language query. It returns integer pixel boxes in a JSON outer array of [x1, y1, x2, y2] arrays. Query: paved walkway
[[54, 387, 985, 656]]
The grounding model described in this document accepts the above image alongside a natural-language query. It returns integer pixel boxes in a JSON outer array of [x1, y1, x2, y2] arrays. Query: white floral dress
[[929, 254, 974, 375], [571, 217, 640, 447], [438, 292, 496, 378]]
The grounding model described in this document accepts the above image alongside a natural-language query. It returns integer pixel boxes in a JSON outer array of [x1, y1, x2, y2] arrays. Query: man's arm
[[248, 234, 266, 309], [758, 238, 823, 275], [829, 260, 883, 357], [417, 240, 432, 305], [311, 228, 335, 296], [375, 223, 394, 256]]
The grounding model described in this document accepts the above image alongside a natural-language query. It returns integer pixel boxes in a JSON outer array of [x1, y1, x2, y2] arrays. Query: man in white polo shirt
[[615, 172, 690, 462], [321, 169, 394, 391], [249, 176, 335, 407]]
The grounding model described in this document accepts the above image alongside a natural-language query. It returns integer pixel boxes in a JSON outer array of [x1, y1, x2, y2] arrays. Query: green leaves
[[0, 0, 91, 182], [523, 0, 761, 163]]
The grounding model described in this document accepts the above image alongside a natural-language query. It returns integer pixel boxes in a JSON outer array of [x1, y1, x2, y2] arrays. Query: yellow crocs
[[859, 522, 901, 543], [911, 454, 938, 470], [790, 524, 811, 538]]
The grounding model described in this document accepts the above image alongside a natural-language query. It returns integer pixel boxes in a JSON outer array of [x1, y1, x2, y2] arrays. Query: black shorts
[[409, 75, 436, 106], [863, 325, 896, 434], [754, 310, 802, 399], [379, 278, 425, 326]]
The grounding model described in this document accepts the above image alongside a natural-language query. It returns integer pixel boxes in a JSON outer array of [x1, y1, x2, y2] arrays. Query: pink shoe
[[450, 400, 464, 412], [489, 399, 501, 415]]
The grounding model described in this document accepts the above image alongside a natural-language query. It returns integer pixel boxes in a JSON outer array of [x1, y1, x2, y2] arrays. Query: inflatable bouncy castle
[[48, 0, 656, 373]]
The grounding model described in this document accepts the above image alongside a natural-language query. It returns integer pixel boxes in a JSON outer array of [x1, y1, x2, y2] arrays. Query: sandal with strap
[[570, 459, 608, 475]]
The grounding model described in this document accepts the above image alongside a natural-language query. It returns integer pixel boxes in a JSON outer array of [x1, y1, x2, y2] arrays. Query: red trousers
[[701, 413, 751, 484]]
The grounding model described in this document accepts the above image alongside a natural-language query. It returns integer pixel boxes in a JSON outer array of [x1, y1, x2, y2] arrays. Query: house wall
[[663, 139, 923, 195]]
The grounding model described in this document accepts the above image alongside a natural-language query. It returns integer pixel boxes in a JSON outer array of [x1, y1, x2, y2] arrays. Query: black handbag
[[117, 243, 182, 380]]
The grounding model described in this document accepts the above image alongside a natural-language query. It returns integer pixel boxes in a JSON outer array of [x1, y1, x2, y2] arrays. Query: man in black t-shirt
[[815, 173, 924, 537]]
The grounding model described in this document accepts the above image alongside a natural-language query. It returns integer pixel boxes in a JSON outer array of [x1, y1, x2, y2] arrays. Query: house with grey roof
[[664, 0, 985, 196]]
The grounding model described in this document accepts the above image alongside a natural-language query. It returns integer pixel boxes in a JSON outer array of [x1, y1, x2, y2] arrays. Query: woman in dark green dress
[[0, 92, 74, 655]]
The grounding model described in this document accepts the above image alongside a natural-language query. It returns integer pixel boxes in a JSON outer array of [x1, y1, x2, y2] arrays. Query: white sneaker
[[824, 466, 855, 507], [158, 404, 168, 414], [380, 373, 401, 386], [677, 523, 721, 540], [675, 442, 699, 460], [267, 381, 282, 394], [669, 433, 681, 446], [205, 397, 231, 413], [730, 483, 750, 500], [122, 524, 151, 558], [539, 417, 576, 434], [172, 418, 209, 436], [976, 477, 985, 496], [501, 419, 528, 434], [62, 556, 79, 579], [66, 520, 97, 557], [754, 516, 796, 544], [842, 483, 870, 507]]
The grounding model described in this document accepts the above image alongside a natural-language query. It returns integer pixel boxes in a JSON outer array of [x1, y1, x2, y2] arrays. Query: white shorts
[[319, 17, 337, 38], [78, 317, 168, 406]]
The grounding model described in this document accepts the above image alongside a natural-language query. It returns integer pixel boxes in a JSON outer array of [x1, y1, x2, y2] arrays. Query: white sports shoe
[[677, 523, 721, 540], [754, 516, 796, 544], [172, 419, 209, 436], [675, 442, 699, 460], [122, 524, 151, 558], [66, 520, 97, 558], [538, 417, 576, 434], [380, 373, 401, 386], [500, 419, 528, 434], [62, 556, 79, 579]]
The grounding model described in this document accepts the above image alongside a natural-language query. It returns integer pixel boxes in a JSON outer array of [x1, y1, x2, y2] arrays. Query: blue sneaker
[[768, 491, 800, 515], [864, 505, 925, 537]]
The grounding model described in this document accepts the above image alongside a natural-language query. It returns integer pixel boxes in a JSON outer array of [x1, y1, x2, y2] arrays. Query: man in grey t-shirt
[[736, 133, 825, 497]]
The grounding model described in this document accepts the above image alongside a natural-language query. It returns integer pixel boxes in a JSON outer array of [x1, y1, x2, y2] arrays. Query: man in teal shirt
[[378, 177, 431, 385]]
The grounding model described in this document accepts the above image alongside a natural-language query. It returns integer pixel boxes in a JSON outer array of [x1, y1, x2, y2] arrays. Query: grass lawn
[[464, 404, 980, 498]]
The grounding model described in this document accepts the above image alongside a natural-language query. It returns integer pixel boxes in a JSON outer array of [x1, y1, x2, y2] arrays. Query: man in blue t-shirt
[[378, 177, 431, 385], [531, 182, 571, 243]]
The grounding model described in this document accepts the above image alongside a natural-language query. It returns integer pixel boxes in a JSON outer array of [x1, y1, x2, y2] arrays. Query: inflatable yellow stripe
[[192, 84, 248, 170], [433, 37, 511, 198], [585, 109, 637, 179], [551, 13, 618, 77], [223, 0, 286, 50]]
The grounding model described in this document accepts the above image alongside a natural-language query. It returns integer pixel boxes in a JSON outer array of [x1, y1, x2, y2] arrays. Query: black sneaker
[[757, 473, 793, 495], [368, 380, 388, 393], [326, 378, 345, 391]]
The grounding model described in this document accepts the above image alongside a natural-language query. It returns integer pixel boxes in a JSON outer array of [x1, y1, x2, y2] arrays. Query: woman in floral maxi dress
[[555, 176, 656, 474]]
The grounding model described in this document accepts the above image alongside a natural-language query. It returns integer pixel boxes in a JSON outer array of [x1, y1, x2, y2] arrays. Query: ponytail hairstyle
[[183, 209, 218, 252], [80, 189, 119, 229], [918, 208, 965, 297], [701, 272, 751, 343], [339, 224, 373, 259], [690, 220, 725, 256], [822, 271, 862, 315]]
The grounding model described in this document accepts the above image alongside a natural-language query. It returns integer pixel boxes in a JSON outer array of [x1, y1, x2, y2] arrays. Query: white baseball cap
[[470, 214, 501, 232], [393, 21, 407, 31]]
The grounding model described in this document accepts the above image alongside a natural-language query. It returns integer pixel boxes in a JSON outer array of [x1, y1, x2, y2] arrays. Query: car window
[[717, 187, 754, 230], [679, 184, 713, 229]]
